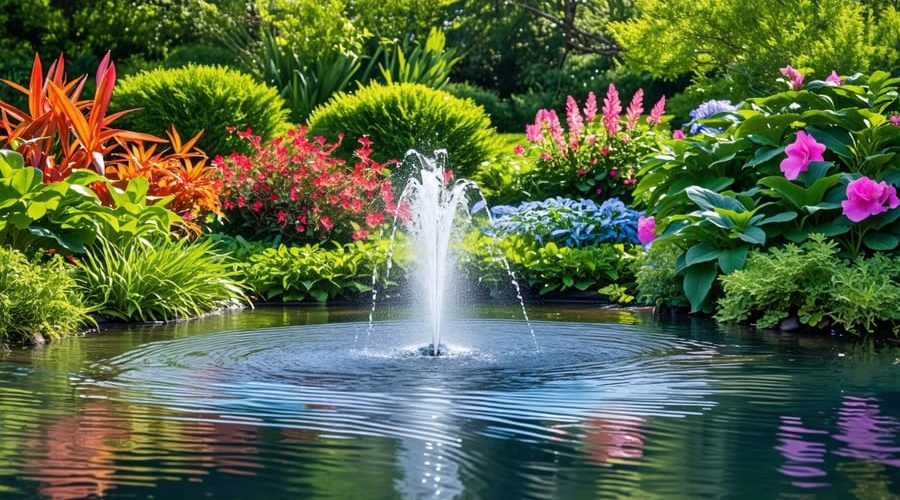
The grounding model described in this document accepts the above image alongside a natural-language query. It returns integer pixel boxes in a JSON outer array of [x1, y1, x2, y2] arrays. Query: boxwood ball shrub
[[307, 82, 495, 176], [111, 64, 289, 156]]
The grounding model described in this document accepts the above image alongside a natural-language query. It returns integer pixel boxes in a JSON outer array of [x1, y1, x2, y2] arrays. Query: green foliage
[[162, 44, 241, 69], [445, 83, 518, 132], [259, 0, 367, 58], [378, 28, 461, 89], [717, 236, 899, 335], [0, 247, 92, 344], [308, 82, 495, 175], [458, 232, 636, 296], [0, 151, 180, 255], [350, 0, 452, 40], [635, 243, 688, 308], [112, 64, 288, 156], [637, 73, 900, 311], [610, 0, 900, 99], [237, 238, 407, 303], [472, 153, 539, 205], [77, 236, 248, 322]]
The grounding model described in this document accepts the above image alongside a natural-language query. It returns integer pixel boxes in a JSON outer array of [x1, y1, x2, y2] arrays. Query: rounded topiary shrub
[[307, 82, 495, 176], [112, 64, 288, 156]]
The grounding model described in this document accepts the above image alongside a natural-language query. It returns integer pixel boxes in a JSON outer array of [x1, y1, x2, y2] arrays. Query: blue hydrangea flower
[[486, 197, 642, 247], [686, 99, 738, 134]]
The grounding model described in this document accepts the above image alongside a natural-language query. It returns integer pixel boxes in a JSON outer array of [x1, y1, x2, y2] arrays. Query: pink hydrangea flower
[[637, 216, 656, 245], [672, 129, 685, 139], [841, 177, 899, 222], [825, 70, 843, 85], [780, 65, 805, 90], [780, 130, 826, 180]]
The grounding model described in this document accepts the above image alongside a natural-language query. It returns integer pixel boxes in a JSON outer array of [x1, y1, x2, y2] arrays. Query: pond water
[[0, 306, 897, 499]]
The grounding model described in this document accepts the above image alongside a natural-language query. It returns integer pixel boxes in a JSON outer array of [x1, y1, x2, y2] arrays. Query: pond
[[0, 306, 897, 499]]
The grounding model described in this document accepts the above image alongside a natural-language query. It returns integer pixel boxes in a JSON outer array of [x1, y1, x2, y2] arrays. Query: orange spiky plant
[[0, 53, 222, 220]]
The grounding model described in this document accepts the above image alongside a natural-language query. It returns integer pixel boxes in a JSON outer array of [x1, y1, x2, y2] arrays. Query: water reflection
[[0, 307, 896, 499]]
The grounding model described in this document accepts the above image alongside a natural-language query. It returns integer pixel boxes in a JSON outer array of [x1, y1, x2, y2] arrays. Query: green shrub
[[635, 243, 689, 308], [77, 236, 247, 322], [0, 247, 92, 344], [163, 45, 241, 69], [458, 232, 636, 297], [237, 238, 408, 303], [307, 82, 495, 176], [716, 236, 900, 334], [112, 65, 288, 156]]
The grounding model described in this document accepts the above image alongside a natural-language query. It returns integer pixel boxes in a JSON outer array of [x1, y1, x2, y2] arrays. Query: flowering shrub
[[214, 127, 397, 243], [520, 84, 669, 202], [486, 197, 641, 247], [635, 70, 899, 313]]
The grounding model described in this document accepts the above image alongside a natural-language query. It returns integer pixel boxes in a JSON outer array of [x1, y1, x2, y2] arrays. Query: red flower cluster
[[214, 127, 397, 242]]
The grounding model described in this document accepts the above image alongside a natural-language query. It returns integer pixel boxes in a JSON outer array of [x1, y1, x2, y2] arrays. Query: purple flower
[[672, 129, 685, 139], [686, 99, 738, 134], [825, 70, 843, 85], [780, 130, 825, 180], [780, 65, 805, 90], [637, 216, 655, 245], [841, 176, 899, 223]]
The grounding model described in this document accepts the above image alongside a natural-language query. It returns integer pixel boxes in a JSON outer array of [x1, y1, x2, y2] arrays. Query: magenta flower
[[890, 114, 900, 126], [625, 89, 644, 131], [672, 129, 685, 139], [514, 145, 524, 155], [780, 65, 805, 90], [841, 177, 899, 222], [602, 83, 621, 136], [566, 95, 584, 137], [780, 130, 825, 180], [825, 70, 843, 85], [637, 216, 656, 245], [584, 91, 598, 123], [647, 95, 666, 125]]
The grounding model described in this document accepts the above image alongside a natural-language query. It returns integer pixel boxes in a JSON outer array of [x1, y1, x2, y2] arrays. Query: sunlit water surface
[[0, 306, 897, 499]]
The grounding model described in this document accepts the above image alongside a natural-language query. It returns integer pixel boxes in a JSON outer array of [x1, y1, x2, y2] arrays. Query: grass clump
[[0, 247, 92, 344]]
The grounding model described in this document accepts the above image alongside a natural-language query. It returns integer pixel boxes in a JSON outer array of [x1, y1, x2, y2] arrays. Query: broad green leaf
[[718, 246, 748, 274], [686, 186, 745, 212], [685, 243, 720, 266], [10, 167, 41, 195], [683, 261, 717, 313], [863, 232, 898, 251], [738, 226, 766, 245]]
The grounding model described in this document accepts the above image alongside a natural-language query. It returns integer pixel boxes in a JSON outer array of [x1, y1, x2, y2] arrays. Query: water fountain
[[370, 150, 533, 356]]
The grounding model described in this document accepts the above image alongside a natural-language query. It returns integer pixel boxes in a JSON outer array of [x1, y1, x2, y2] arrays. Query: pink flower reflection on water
[[776, 416, 830, 489], [777, 395, 900, 489], [833, 396, 900, 467]]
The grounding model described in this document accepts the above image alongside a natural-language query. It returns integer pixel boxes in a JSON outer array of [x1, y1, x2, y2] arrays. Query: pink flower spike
[[780, 65, 805, 90], [780, 130, 826, 180], [647, 95, 666, 125], [637, 216, 656, 245], [841, 177, 899, 223], [625, 89, 644, 131], [584, 91, 598, 123], [890, 114, 900, 126], [602, 83, 621, 136], [672, 129, 686, 139], [825, 70, 843, 85], [566, 95, 584, 137], [514, 145, 525, 155]]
